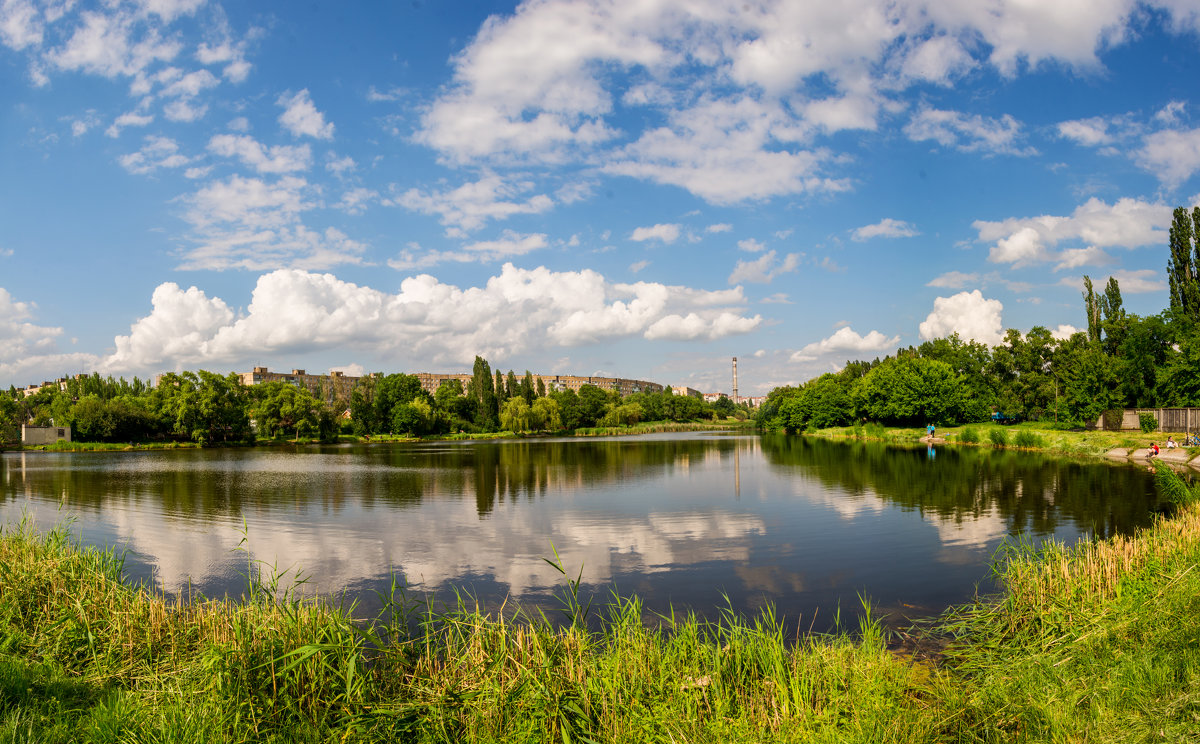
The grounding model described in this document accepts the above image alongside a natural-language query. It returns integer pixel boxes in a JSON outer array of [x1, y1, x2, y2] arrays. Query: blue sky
[[3, 0, 1200, 396]]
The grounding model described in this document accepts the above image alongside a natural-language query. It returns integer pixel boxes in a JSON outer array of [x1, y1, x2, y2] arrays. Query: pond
[[0, 433, 1160, 633]]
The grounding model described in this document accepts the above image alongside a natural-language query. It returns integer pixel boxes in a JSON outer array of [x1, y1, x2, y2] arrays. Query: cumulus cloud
[[737, 238, 766, 252], [105, 109, 154, 137], [728, 250, 800, 284], [207, 134, 312, 173], [918, 290, 1005, 346], [1136, 127, 1200, 187], [904, 107, 1036, 156], [410, 0, 1159, 205], [790, 327, 899, 362], [0, 286, 101, 386], [396, 174, 553, 234], [630, 223, 681, 244], [975, 197, 1172, 267], [277, 89, 334, 140], [95, 265, 762, 373], [851, 218, 919, 241]]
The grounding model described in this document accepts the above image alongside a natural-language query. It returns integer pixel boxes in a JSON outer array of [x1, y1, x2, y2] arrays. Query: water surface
[[0, 433, 1159, 632]]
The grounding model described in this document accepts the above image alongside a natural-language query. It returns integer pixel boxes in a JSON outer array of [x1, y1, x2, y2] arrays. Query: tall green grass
[[4, 492, 1200, 743]]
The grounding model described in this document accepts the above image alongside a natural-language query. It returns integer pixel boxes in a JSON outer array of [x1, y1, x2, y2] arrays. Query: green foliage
[[958, 426, 979, 444], [1013, 430, 1044, 449], [1139, 412, 1159, 433], [988, 427, 1009, 447], [1102, 408, 1124, 431], [852, 356, 965, 426], [1153, 460, 1200, 505]]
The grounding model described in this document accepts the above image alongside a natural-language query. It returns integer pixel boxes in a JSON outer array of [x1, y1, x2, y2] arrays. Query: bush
[[1139, 413, 1159, 433], [989, 428, 1009, 447], [1102, 409, 1124, 431], [1013, 430, 1044, 449], [958, 427, 979, 444]]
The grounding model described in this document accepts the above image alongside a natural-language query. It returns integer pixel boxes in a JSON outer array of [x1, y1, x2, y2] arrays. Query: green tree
[[530, 397, 562, 431], [852, 356, 963, 425], [1168, 206, 1200, 326], [500, 398, 533, 432], [468, 356, 498, 430]]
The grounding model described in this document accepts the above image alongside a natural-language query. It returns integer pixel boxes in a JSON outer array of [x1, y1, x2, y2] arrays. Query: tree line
[[0, 359, 745, 445], [757, 206, 1200, 433]]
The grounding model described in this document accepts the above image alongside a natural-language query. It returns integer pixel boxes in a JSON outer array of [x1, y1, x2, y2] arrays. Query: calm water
[[0, 433, 1160, 632]]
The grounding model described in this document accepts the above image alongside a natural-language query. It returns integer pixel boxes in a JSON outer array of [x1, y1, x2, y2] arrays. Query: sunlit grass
[[5, 483, 1200, 742]]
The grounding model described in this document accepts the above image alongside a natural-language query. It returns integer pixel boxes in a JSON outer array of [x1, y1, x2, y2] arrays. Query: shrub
[[989, 428, 1009, 447], [959, 427, 979, 444], [1102, 409, 1124, 431], [1013, 430, 1044, 449], [864, 422, 887, 439], [1139, 412, 1159, 433]]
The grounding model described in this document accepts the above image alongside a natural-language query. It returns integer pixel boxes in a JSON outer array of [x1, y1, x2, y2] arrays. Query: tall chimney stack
[[732, 356, 738, 404]]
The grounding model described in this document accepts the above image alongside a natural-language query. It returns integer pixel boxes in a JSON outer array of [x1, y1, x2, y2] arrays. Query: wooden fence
[[1097, 408, 1200, 432]]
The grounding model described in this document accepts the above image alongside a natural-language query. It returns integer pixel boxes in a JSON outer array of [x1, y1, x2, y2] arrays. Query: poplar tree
[[1168, 206, 1200, 324]]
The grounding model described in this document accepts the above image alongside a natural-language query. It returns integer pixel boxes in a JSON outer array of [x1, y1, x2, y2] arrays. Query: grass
[[5, 473, 1200, 742], [572, 420, 752, 437]]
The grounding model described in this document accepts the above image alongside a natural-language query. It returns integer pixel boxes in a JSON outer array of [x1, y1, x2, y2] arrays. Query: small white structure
[[21, 425, 71, 445]]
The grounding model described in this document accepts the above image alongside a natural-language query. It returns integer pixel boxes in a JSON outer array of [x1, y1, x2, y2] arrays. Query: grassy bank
[[3, 464, 1199, 742], [810, 420, 1199, 461]]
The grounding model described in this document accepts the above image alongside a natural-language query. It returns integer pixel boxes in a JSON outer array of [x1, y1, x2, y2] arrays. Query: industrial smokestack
[[729, 355, 739, 403]]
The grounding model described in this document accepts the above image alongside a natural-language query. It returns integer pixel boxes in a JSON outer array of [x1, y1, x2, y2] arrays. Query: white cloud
[[737, 238, 766, 252], [0, 0, 43, 51], [706, 223, 732, 233], [1154, 100, 1186, 126], [105, 110, 154, 137], [277, 89, 334, 140], [790, 327, 899, 362], [207, 134, 312, 174], [1058, 269, 1166, 294], [45, 8, 182, 79], [905, 107, 1036, 156], [388, 232, 549, 270], [96, 265, 762, 373], [728, 250, 800, 284], [1050, 324, 1080, 340], [630, 223, 680, 244], [176, 175, 368, 271], [851, 218, 919, 241], [1053, 246, 1113, 271], [397, 174, 553, 234], [1136, 127, 1200, 187], [629, 260, 649, 273], [118, 134, 191, 174], [0, 286, 103, 386], [918, 290, 1005, 346], [335, 187, 377, 216], [325, 154, 356, 174], [927, 271, 978, 289], [0, 286, 62, 358], [975, 197, 1172, 266], [1057, 116, 1118, 147]]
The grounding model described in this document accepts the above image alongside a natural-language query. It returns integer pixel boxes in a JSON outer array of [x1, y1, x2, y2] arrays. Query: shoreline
[[0, 430, 1193, 740], [0, 419, 754, 453]]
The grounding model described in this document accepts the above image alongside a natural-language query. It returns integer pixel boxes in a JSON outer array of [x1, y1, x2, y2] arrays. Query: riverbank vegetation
[[1, 462, 1197, 743], [758, 206, 1200, 436], [1, 356, 747, 448]]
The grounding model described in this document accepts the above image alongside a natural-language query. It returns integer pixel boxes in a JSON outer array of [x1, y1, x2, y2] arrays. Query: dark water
[[0, 433, 1160, 632]]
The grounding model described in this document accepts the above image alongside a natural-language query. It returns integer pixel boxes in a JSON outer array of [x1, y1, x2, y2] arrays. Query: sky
[[3, 0, 1200, 397]]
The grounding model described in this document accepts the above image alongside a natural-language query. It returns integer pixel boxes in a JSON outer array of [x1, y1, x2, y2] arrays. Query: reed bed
[[4, 480, 1200, 742]]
